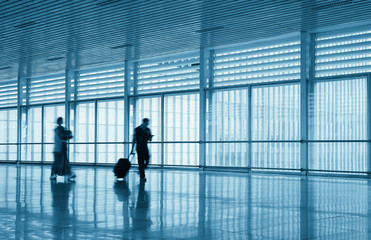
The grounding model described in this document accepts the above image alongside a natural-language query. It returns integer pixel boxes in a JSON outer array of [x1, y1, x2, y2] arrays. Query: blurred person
[[130, 118, 153, 181], [50, 117, 76, 181]]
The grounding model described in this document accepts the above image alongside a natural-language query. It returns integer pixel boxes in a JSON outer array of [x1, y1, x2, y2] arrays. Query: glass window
[[206, 89, 249, 167], [21, 107, 42, 162], [164, 94, 199, 166], [252, 84, 300, 140], [97, 100, 125, 164], [308, 78, 367, 140], [70, 102, 95, 163], [251, 84, 300, 169], [0, 109, 17, 161], [308, 78, 367, 172]]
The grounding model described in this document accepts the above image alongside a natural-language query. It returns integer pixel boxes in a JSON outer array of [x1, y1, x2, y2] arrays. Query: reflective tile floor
[[0, 164, 371, 239]]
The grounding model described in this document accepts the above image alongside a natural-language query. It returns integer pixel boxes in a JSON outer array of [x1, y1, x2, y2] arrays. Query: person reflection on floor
[[131, 180, 152, 237], [113, 180, 131, 232], [51, 181, 75, 239]]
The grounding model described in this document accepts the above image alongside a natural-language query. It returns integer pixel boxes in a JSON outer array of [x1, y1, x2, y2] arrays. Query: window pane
[[21, 107, 42, 162], [70, 144, 95, 164], [164, 94, 199, 166], [308, 78, 367, 140], [0, 109, 17, 161], [97, 143, 125, 164], [252, 84, 300, 140], [97, 100, 125, 163], [206, 143, 248, 167], [164, 143, 198, 166], [251, 143, 300, 169], [164, 94, 199, 141], [308, 143, 367, 172], [207, 89, 249, 141], [70, 102, 95, 163]]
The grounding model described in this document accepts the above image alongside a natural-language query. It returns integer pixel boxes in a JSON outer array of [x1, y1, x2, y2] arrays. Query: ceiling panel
[[0, 0, 370, 78]]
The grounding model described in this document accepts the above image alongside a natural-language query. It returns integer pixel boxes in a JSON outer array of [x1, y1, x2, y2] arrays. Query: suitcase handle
[[129, 153, 135, 163]]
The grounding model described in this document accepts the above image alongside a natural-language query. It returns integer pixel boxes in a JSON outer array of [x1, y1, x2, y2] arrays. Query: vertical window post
[[16, 62, 28, 164], [199, 48, 208, 168], [300, 31, 311, 174], [367, 74, 371, 176], [124, 60, 130, 157]]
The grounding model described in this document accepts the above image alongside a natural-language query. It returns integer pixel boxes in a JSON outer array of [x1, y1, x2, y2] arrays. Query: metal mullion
[[248, 85, 252, 171], [199, 48, 207, 168], [105, 101, 109, 163], [94, 100, 98, 165], [129, 89, 199, 98], [308, 73, 368, 82], [161, 94, 165, 166], [367, 74, 371, 175], [6, 110, 9, 161], [41, 105, 44, 163], [300, 31, 310, 174], [124, 60, 130, 157], [207, 79, 301, 91]]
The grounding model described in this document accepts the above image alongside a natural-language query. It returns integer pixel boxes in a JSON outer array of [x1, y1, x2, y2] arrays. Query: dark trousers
[[137, 149, 149, 178], [52, 145, 71, 176]]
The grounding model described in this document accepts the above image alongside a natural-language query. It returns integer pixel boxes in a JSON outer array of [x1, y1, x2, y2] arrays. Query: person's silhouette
[[131, 118, 153, 181], [51, 181, 75, 239], [50, 117, 76, 181]]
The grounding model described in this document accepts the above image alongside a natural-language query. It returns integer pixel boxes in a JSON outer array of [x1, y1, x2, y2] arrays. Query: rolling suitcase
[[114, 155, 133, 178]]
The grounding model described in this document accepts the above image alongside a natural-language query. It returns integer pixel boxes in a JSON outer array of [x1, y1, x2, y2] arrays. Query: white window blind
[[136, 53, 200, 94], [315, 26, 371, 77], [213, 37, 301, 86], [0, 80, 17, 107], [29, 73, 65, 104], [77, 65, 125, 100]]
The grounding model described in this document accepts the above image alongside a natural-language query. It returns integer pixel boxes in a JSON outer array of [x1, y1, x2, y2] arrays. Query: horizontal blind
[[136, 53, 200, 94], [0, 80, 17, 107], [29, 73, 65, 104], [77, 65, 125, 100], [213, 37, 300, 86], [315, 26, 371, 77]]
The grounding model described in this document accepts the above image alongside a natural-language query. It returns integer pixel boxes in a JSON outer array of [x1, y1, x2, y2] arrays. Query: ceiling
[[1, 0, 371, 79]]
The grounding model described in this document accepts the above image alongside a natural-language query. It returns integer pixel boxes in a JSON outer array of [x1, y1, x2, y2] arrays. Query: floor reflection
[[131, 181, 152, 235], [51, 181, 75, 239], [0, 164, 370, 239]]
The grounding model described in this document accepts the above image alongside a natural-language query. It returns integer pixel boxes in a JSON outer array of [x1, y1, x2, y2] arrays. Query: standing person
[[50, 117, 76, 181], [130, 118, 153, 181]]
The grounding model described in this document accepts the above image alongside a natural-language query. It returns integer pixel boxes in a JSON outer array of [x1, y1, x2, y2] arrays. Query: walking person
[[130, 118, 153, 181], [50, 117, 76, 181]]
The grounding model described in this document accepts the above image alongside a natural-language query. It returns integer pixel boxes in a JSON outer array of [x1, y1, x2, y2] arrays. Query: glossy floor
[[0, 164, 370, 239]]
